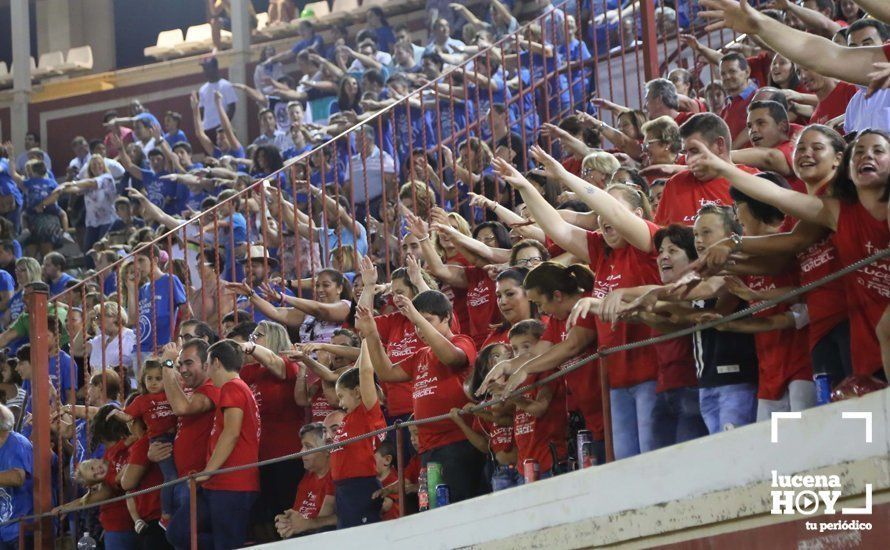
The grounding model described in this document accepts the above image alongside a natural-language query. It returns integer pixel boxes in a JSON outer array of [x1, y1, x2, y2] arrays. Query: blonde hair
[[605, 183, 652, 220], [331, 245, 356, 273], [641, 115, 682, 153], [581, 151, 621, 185], [399, 181, 436, 219], [256, 320, 290, 354], [95, 301, 128, 327], [434, 212, 471, 258], [14, 257, 41, 286]]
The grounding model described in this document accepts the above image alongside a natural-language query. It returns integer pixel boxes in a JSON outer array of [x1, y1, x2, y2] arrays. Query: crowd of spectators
[[0, 0, 889, 549]]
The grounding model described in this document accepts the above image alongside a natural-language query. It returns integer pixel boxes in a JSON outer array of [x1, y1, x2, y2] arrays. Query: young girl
[[328, 342, 385, 528], [113, 360, 177, 524]]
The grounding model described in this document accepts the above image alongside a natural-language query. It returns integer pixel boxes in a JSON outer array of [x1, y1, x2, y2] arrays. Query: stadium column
[[229, 0, 252, 141], [10, 0, 31, 153]]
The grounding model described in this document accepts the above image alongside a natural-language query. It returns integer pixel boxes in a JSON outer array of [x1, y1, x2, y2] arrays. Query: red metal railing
[[14, 1, 746, 547]]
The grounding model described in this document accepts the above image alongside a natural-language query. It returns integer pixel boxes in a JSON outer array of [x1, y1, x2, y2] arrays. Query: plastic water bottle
[[77, 532, 97, 550], [417, 467, 429, 512]]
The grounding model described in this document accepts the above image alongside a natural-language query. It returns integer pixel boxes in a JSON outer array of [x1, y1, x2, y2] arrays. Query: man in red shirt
[[645, 78, 693, 125], [655, 113, 757, 226], [730, 100, 806, 192], [362, 290, 485, 504], [275, 423, 337, 538], [719, 53, 759, 148], [177, 340, 261, 550], [160, 338, 220, 548]]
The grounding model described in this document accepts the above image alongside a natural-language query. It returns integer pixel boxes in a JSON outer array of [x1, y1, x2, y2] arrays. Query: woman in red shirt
[[481, 268, 538, 348], [495, 147, 662, 459], [688, 130, 890, 380], [239, 321, 305, 541], [55, 404, 137, 549]]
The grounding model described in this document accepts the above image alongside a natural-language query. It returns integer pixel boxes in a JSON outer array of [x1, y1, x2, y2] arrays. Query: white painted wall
[[252, 389, 890, 549]]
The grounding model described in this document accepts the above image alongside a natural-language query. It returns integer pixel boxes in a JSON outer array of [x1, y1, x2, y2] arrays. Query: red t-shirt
[[832, 200, 890, 376], [99, 440, 134, 533], [125, 392, 176, 438], [480, 326, 510, 349], [654, 338, 698, 393], [586, 223, 661, 388], [404, 454, 421, 484], [330, 400, 385, 481], [173, 379, 220, 476], [811, 81, 858, 125], [885, 43, 890, 61], [376, 312, 426, 416], [441, 253, 472, 339], [795, 190, 848, 350], [512, 372, 568, 473], [720, 86, 757, 143], [774, 140, 807, 194], [562, 156, 582, 177], [674, 111, 694, 126], [204, 377, 261, 492], [540, 314, 603, 440], [380, 469, 401, 521], [747, 51, 772, 88], [292, 470, 334, 519], [655, 165, 761, 225], [745, 272, 813, 400], [544, 236, 566, 258], [397, 335, 477, 453], [464, 266, 502, 348], [473, 417, 514, 454], [309, 384, 339, 423], [240, 360, 304, 460], [126, 436, 164, 522]]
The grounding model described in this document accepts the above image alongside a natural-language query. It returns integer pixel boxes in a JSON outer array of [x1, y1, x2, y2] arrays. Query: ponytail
[[523, 261, 594, 299]]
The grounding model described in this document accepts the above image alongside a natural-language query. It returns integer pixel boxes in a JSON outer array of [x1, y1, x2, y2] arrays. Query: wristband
[[729, 234, 743, 253], [417, 236, 430, 242]]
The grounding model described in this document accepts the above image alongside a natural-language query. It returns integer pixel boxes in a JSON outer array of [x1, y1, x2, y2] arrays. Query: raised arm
[[358, 341, 378, 410], [687, 138, 839, 229], [530, 145, 653, 252], [575, 111, 643, 160], [232, 82, 270, 108], [241, 341, 286, 379], [405, 214, 469, 288], [112, 135, 144, 181], [679, 34, 722, 65], [491, 157, 590, 261], [190, 91, 215, 156], [395, 294, 467, 368], [700, 0, 886, 86], [354, 306, 411, 382], [214, 90, 242, 152], [769, 0, 842, 37]]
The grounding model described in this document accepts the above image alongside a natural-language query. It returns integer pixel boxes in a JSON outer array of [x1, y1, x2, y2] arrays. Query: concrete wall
[[252, 389, 890, 549]]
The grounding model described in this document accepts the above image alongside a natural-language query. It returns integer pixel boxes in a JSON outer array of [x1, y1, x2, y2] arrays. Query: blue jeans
[[609, 380, 658, 459], [651, 387, 708, 449], [104, 530, 138, 550], [151, 433, 177, 518], [699, 383, 758, 434], [491, 464, 522, 491], [167, 487, 258, 550]]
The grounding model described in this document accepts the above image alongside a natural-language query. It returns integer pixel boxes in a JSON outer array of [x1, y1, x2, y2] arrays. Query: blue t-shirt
[[48, 350, 77, 402], [291, 35, 324, 56], [163, 130, 188, 146], [49, 272, 75, 297], [323, 221, 369, 259], [0, 432, 33, 542], [0, 270, 14, 296], [0, 159, 23, 209], [560, 38, 593, 108], [4, 290, 24, 330], [213, 145, 246, 161], [22, 177, 61, 216], [216, 212, 247, 283], [374, 26, 397, 53], [139, 168, 170, 213], [135, 112, 161, 129], [137, 273, 187, 352], [510, 66, 540, 135], [70, 418, 106, 483]]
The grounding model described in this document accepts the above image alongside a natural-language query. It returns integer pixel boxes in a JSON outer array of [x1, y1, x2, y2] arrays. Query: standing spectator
[[87, 302, 137, 381], [238, 322, 305, 541], [348, 125, 398, 223], [162, 339, 219, 548], [0, 144, 23, 234], [60, 155, 119, 253], [162, 111, 188, 146], [198, 57, 238, 133], [196, 340, 261, 549], [43, 252, 75, 297], [0, 404, 32, 549], [718, 53, 758, 148], [125, 245, 187, 356], [361, 291, 485, 504]]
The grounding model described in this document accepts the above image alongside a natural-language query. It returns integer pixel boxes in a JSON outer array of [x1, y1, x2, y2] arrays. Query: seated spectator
[[274, 423, 337, 538]]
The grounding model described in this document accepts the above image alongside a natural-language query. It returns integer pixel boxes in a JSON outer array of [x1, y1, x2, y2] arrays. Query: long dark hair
[[833, 129, 890, 203], [91, 404, 129, 448], [317, 268, 354, 301], [493, 267, 537, 332], [473, 221, 512, 249], [523, 262, 595, 299], [337, 76, 362, 112], [251, 144, 284, 175]]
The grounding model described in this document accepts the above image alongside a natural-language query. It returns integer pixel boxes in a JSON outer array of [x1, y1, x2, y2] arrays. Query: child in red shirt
[[374, 441, 401, 521], [113, 361, 177, 522], [275, 423, 337, 538], [328, 341, 386, 528]]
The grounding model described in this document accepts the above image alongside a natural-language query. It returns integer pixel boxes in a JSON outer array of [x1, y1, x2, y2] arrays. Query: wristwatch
[[729, 233, 743, 253], [162, 359, 175, 369]]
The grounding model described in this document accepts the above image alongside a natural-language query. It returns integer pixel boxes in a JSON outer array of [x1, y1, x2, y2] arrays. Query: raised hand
[[359, 255, 379, 287], [867, 62, 890, 99], [491, 157, 531, 190], [405, 253, 423, 283], [354, 305, 377, 337], [699, 0, 765, 34], [223, 280, 253, 297], [566, 297, 602, 331], [405, 212, 429, 240], [684, 138, 731, 177], [392, 293, 419, 321], [528, 144, 565, 179]]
